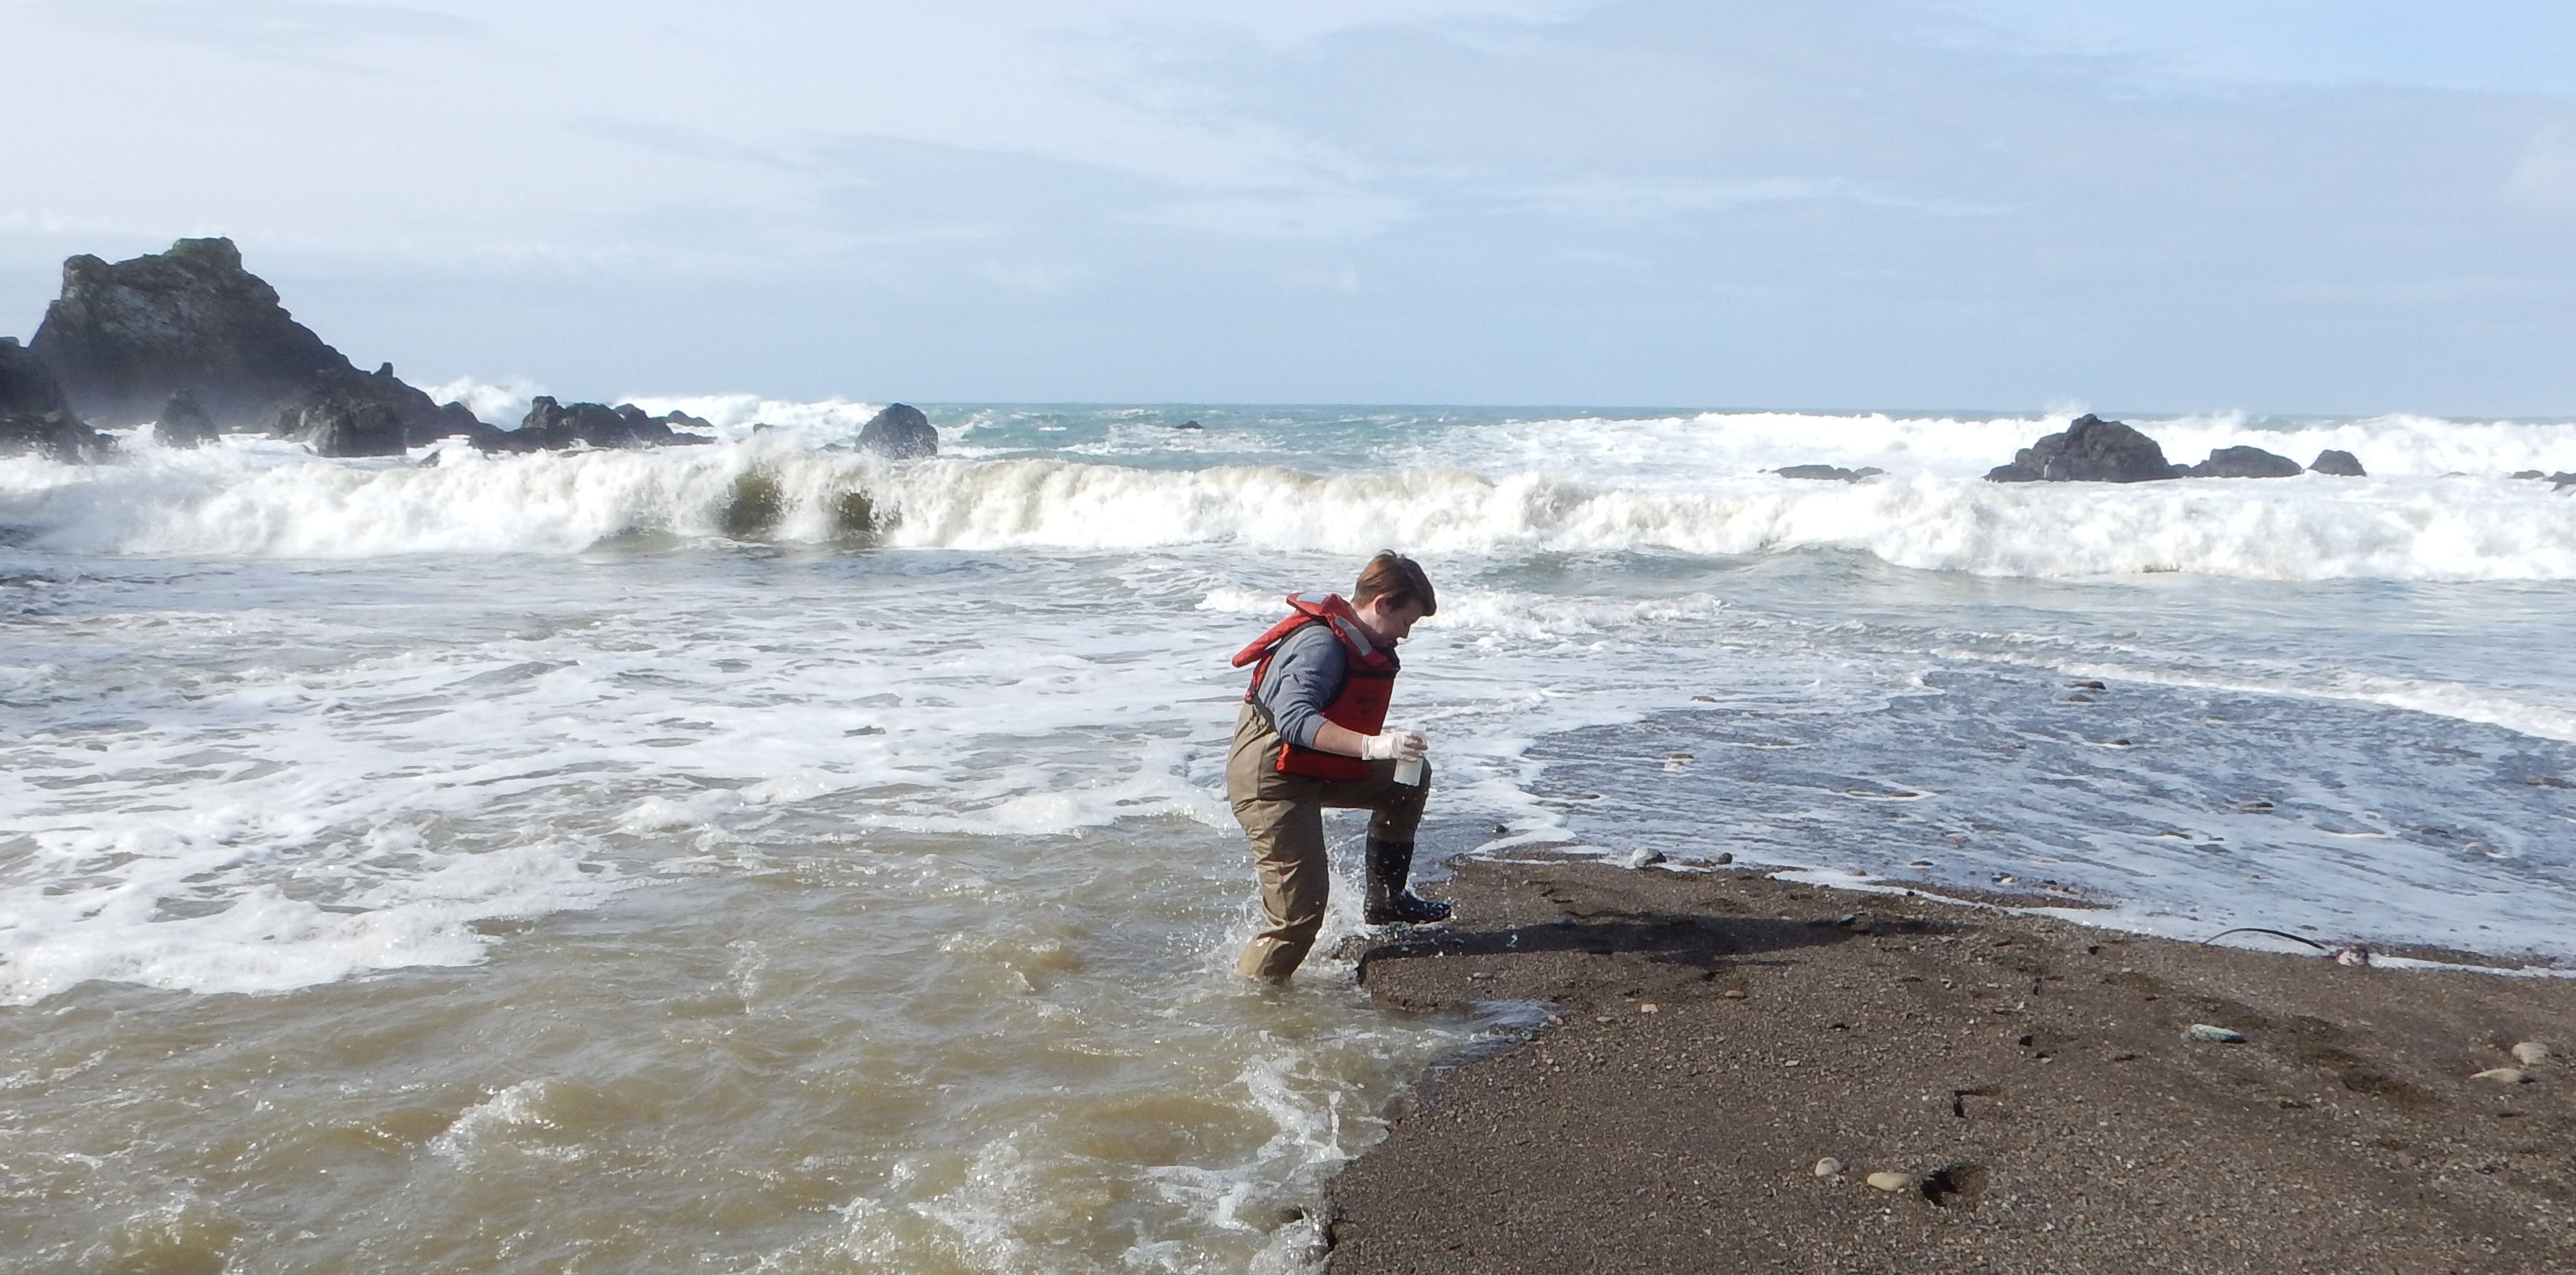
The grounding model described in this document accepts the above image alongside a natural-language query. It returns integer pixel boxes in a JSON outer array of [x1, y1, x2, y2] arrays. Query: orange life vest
[[1231, 593, 1399, 783]]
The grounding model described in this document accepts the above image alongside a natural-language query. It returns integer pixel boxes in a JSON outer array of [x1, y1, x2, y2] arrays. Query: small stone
[[1625, 848, 1667, 869], [1722, 989, 1747, 1000], [1865, 1171, 1918, 1194], [2472, 1067, 2530, 1084], [1712, 852, 1735, 865], [2184, 1024, 2247, 1044], [2513, 1042, 2551, 1066], [1908, 859, 1934, 867], [2071, 679, 2107, 690], [1813, 1157, 1844, 1178], [1638, 1002, 1659, 1014]]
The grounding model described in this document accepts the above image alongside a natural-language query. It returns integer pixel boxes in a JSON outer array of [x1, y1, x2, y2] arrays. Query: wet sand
[[1326, 855, 2576, 1274]]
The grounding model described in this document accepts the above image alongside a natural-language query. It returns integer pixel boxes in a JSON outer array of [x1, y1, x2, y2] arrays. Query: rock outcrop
[[1, 336, 71, 417], [152, 389, 222, 448], [260, 364, 427, 457], [2186, 446, 2303, 479], [1985, 415, 2177, 483], [1774, 464, 1885, 482], [503, 398, 715, 451], [2309, 449, 2366, 477], [857, 404, 937, 458], [30, 238, 354, 429], [0, 337, 115, 463]]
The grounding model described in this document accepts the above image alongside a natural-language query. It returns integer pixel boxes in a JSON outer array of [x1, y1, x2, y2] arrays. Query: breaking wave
[[3, 415, 2572, 580]]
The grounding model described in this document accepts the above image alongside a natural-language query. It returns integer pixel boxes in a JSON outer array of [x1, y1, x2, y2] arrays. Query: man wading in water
[[1228, 551, 1451, 981]]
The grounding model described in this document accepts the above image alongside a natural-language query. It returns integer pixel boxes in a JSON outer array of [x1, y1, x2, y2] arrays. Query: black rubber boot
[[1364, 837, 1452, 925]]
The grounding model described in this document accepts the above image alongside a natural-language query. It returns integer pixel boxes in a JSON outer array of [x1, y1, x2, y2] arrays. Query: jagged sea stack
[[29, 237, 355, 429]]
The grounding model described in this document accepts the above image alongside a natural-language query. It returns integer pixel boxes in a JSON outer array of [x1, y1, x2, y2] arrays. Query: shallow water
[[3, 401, 2574, 1270]]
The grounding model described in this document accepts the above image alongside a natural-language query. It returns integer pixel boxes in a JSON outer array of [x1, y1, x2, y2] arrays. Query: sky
[[1, 1, 2571, 414]]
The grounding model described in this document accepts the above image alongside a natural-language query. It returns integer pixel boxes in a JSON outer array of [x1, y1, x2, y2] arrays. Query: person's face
[[1358, 597, 1428, 646]]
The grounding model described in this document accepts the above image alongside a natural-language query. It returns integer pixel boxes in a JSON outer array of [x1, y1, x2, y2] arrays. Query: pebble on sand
[[1865, 1171, 1919, 1193], [2472, 1067, 2531, 1084], [1721, 989, 1748, 1000], [2513, 1042, 2551, 1066], [1712, 852, 1735, 865], [2184, 1024, 2247, 1044], [1813, 1157, 1843, 1178], [1625, 848, 1667, 869]]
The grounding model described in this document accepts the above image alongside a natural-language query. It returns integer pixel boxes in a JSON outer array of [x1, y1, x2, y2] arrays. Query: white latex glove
[[1361, 730, 1428, 762]]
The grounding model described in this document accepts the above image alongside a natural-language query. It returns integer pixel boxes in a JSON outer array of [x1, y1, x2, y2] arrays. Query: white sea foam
[[5, 433, 2572, 580]]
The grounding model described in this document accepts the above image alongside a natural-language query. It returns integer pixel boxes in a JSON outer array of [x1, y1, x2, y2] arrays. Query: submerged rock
[[2187, 446, 2303, 479], [857, 403, 938, 458], [1985, 415, 2177, 483], [1774, 464, 1885, 482], [2309, 449, 2366, 477]]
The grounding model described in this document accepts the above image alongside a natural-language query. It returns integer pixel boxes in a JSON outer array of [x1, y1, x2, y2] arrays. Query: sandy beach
[[1327, 856, 2576, 1274]]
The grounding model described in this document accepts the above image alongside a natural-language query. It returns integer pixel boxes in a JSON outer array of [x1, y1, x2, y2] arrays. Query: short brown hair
[[1352, 551, 1436, 616]]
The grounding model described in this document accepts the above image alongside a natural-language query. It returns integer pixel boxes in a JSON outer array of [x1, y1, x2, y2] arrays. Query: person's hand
[[1361, 730, 1428, 762]]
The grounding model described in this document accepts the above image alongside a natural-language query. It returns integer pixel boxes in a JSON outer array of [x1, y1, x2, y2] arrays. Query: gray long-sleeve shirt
[[1249, 622, 1353, 749]]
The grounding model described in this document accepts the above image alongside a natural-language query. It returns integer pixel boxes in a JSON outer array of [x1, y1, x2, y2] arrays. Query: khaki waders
[[1226, 704, 1431, 980]]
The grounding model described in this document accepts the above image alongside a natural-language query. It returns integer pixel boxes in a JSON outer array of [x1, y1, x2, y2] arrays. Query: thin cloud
[[27, 0, 484, 58]]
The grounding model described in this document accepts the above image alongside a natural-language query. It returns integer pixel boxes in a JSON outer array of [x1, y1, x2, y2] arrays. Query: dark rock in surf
[[1175, 419, 1204, 431], [857, 403, 938, 459], [0, 337, 115, 463], [262, 364, 421, 457], [1775, 464, 1885, 482], [2511, 470, 2545, 481], [417, 400, 505, 449], [505, 397, 713, 451], [153, 388, 222, 448], [0, 408, 116, 463], [1984, 415, 2176, 484], [2308, 449, 2365, 477], [2186, 446, 2303, 479], [29, 237, 359, 430]]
